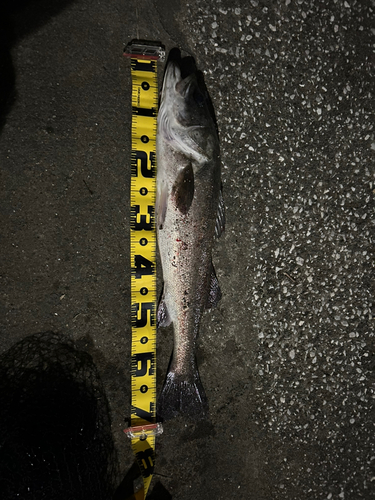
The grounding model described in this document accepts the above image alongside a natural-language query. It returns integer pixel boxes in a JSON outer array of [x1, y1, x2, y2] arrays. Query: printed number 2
[[134, 151, 156, 178]]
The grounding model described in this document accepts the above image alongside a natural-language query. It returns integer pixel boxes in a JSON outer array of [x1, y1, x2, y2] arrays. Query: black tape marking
[[131, 403, 155, 426], [131, 59, 156, 72], [136, 447, 155, 478], [132, 106, 157, 117]]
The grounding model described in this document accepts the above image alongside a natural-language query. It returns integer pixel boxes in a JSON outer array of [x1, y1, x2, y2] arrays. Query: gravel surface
[[0, 0, 374, 499]]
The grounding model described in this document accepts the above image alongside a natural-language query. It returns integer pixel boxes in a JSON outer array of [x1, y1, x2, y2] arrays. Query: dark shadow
[[113, 460, 172, 499], [0, 0, 75, 133], [148, 481, 173, 500], [113, 461, 140, 500], [0, 331, 171, 499], [0, 331, 117, 499]]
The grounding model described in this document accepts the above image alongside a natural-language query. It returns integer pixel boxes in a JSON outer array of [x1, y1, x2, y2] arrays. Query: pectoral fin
[[157, 183, 168, 230], [157, 291, 172, 328], [171, 163, 194, 214]]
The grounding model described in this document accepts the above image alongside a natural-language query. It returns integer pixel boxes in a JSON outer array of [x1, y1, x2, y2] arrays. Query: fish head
[[159, 60, 218, 164]]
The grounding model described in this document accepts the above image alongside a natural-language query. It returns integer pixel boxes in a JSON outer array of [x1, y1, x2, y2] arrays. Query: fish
[[156, 54, 224, 421]]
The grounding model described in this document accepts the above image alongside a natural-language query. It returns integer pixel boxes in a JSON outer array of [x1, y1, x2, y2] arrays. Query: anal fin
[[157, 290, 172, 328]]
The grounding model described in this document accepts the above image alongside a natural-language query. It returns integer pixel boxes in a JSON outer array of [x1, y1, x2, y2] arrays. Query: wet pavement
[[0, 0, 374, 498]]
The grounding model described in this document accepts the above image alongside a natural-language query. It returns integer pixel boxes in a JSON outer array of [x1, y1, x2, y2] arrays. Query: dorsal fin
[[215, 188, 225, 237]]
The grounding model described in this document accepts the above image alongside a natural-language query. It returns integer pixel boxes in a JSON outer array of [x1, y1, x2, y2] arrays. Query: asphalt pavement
[[0, 0, 374, 499]]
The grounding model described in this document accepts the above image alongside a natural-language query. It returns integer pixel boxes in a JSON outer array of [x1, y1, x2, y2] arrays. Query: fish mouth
[[166, 60, 181, 83], [158, 52, 218, 147], [161, 59, 199, 100], [161, 60, 182, 99]]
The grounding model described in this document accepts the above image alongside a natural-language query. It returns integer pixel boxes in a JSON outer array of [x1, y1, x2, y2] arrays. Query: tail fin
[[157, 367, 208, 421]]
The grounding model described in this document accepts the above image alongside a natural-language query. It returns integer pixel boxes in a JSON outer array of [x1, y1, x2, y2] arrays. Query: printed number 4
[[134, 255, 154, 278]]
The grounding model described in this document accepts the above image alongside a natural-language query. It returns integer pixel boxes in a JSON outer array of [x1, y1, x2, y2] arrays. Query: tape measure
[[123, 40, 165, 500]]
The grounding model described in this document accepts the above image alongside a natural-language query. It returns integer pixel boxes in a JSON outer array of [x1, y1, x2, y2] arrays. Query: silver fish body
[[156, 58, 224, 420]]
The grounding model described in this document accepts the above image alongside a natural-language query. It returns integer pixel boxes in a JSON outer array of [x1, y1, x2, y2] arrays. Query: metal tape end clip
[[124, 422, 164, 440], [124, 40, 165, 61]]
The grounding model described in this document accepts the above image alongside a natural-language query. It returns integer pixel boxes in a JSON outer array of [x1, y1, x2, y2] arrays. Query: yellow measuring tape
[[123, 40, 165, 500]]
